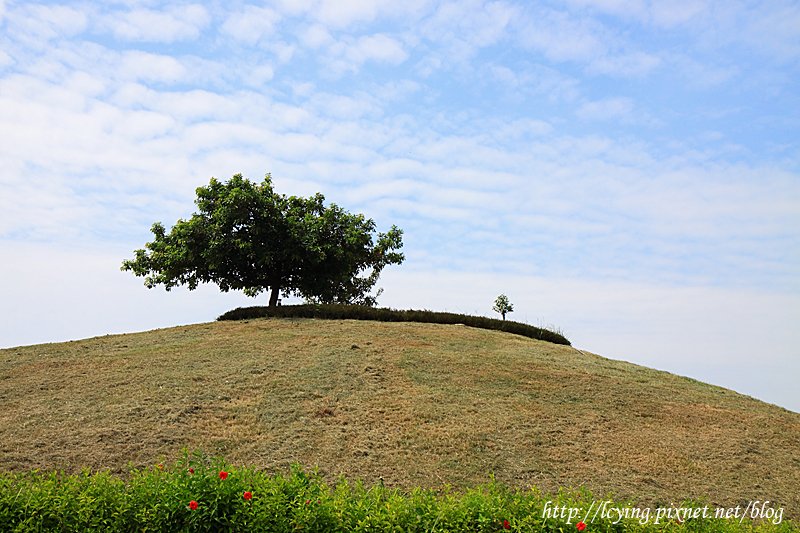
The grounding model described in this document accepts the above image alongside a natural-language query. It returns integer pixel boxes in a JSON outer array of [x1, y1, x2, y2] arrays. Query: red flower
[[243, 491, 253, 501], [188, 500, 198, 511], [157, 464, 164, 470], [503, 519, 510, 529], [219, 471, 228, 480], [576, 522, 587, 531], [188, 468, 194, 475]]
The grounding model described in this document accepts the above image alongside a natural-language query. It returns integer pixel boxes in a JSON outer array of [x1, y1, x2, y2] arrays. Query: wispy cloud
[[311, 0, 432, 29], [733, 1, 800, 62], [220, 5, 281, 45], [588, 51, 661, 77], [97, 4, 210, 43], [575, 97, 635, 121], [4, 3, 88, 45], [324, 33, 409, 74], [418, 0, 517, 64], [516, 6, 610, 63]]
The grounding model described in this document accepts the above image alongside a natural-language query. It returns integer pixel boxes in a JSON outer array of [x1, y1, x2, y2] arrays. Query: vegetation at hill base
[[216, 303, 570, 345], [0, 454, 795, 532]]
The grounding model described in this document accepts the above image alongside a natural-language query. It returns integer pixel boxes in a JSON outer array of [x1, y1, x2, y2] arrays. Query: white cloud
[[32, 40, 232, 90], [300, 24, 334, 49], [666, 53, 739, 88], [516, 7, 608, 63], [563, 0, 800, 65], [345, 34, 408, 65], [588, 50, 661, 77], [483, 118, 554, 142], [0, 50, 13, 68], [414, 55, 442, 77], [220, 5, 281, 45], [0, 175, 86, 240], [487, 62, 582, 103], [514, 6, 666, 79], [118, 51, 187, 84], [313, 0, 432, 29], [563, 0, 706, 28], [419, 0, 517, 62], [576, 97, 634, 121], [739, 1, 800, 62], [564, 0, 648, 19], [616, 164, 800, 242], [0, 72, 213, 232], [269, 0, 317, 17], [251, 64, 276, 86], [100, 4, 209, 42], [371, 79, 421, 102], [649, 0, 708, 28], [424, 0, 516, 45], [319, 33, 409, 75], [307, 91, 381, 120], [5, 3, 88, 44], [315, 0, 384, 28]]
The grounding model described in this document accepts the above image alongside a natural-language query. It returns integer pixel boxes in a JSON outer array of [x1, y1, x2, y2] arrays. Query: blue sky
[[0, 0, 798, 411]]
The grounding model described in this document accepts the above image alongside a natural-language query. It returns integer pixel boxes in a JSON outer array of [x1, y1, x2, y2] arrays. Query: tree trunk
[[268, 285, 280, 307]]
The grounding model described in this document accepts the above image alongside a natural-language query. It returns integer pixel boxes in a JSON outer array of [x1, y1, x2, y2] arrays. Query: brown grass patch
[[0, 319, 797, 516]]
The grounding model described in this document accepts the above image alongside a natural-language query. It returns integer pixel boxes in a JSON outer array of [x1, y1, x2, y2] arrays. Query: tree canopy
[[122, 173, 404, 306], [492, 294, 514, 320]]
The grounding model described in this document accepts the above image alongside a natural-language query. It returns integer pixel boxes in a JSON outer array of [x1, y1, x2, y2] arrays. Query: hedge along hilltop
[[217, 304, 571, 346]]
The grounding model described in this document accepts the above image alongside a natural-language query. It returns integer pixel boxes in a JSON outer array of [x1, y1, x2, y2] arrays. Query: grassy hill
[[1, 318, 797, 517]]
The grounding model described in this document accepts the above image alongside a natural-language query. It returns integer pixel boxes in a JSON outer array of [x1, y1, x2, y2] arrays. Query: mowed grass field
[[1, 318, 798, 517]]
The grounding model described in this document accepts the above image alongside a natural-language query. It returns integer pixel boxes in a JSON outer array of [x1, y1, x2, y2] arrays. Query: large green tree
[[122, 173, 404, 307]]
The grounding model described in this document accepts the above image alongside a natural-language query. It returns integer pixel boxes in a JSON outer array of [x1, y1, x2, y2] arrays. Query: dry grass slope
[[1, 318, 797, 516]]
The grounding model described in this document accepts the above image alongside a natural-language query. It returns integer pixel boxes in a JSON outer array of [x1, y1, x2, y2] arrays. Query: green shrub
[[216, 304, 572, 346], [0, 454, 795, 532]]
